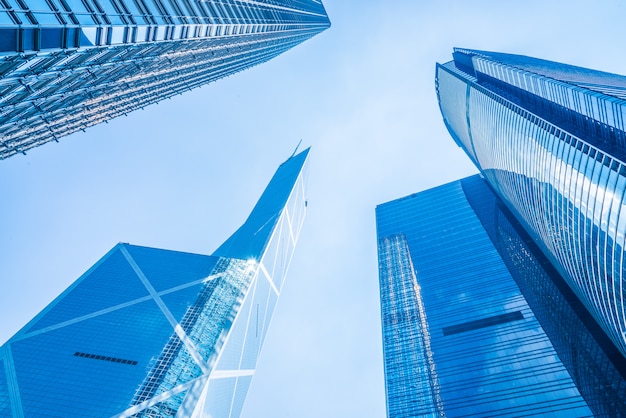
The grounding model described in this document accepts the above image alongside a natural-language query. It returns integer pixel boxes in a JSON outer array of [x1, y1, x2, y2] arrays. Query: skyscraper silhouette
[[377, 49, 626, 416], [0, 148, 309, 417], [0, 1, 330, 158], [377, 175, 626, 417], [437, 48, 626, 360]]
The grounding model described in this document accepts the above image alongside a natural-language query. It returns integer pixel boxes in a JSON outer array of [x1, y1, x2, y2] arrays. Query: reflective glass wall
[[376, 177, 603, 416], [437, 48, 626, 361], [0, 0, 330, 158], [376, 176, 626, 418], [0, 149, 309, 417]]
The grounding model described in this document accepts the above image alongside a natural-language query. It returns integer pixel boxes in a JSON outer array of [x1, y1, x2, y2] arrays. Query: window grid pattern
[[196, 156, 308, 418], [130, 257, 257, 416], [376, 181, 592, 417], [0, 150, 309, 417], [0, 0, 329, 33], [460, 175, 626, 416], [436, 58, 626, 361], [0, 0, 330, 158], [459, 47, 626, 102], [378, 233, 444, 417]]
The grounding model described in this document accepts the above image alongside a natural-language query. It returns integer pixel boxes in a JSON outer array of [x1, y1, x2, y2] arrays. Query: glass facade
[[0, 148, 309, 417], [0, 1, 330, 158], [377, 175, 626, 417], [437, 48, 626, 362]]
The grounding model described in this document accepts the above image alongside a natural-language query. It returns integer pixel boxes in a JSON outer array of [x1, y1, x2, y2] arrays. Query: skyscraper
[[377, 175, 626, 417], [0, 1, 330, 158], [376, 49, 626, 416], [436, 48, 626, 361], [0, 148, 309, 417]]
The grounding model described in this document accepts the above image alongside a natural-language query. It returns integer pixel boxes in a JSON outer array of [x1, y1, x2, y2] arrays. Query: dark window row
[[443, 310, 524, 336], [73, 351, 138, 365]]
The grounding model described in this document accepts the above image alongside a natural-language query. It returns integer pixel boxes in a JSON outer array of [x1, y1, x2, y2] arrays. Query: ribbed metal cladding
[[436, 52, 626, 360], [0, 0, 330, 158]]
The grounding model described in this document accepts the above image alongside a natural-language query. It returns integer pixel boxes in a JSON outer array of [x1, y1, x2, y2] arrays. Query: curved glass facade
[[462, 176, 626, 416], [0, 0, 330, 158], [437, 49, 626, 360]]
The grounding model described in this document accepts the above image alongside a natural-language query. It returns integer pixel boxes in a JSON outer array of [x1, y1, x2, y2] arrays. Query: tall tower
[[0, 148, 309, 417], [0, 1, 330, 158], [436, 48, 626, 361], [377, 175, 626, 417], [376, 50, 626, 416]]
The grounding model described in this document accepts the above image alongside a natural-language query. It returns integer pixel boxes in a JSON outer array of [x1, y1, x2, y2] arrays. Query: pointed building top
[[212, 148, 310, 261]]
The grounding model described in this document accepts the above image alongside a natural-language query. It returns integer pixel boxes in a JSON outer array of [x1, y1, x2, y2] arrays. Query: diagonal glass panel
[[213, 274, 256, 371], [240, 275, 272, 369], [130, 389, 189, 417], [0, 361, 10, 417], [159, 284, 206, 323], [229, 376, 253, 418], [11, 299, 173, 417], [124, 245, 218, 292], [203, 377, 237, 418], [27, 246, 150, 333]]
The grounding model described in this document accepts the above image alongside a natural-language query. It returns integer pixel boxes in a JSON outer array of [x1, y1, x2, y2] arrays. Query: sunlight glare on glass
[[246, 258, 258, 273]]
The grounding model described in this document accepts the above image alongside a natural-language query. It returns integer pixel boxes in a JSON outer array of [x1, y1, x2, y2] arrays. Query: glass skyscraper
[[437, 48, 626, 362], [377, 175, 626, 417], [0, 148, 309, 417], [377, 49, 626, 416], [0, 1, 330, 158]]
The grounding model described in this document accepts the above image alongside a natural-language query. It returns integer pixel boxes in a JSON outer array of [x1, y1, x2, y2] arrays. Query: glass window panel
[[0, 11, 15, 24], [61, 0, 90, 14], [33, 11, 60, 23], [22, 0, 51, 10], [93, 0, 123, 23], [73, 11, 95, 23], [120, 0, 142, 17]]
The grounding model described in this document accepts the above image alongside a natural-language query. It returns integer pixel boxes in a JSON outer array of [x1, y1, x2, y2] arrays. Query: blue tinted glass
[[27, 246, 150, 333], [0, 361, 11, 416], [0, 0, 330, 159], [376, 177, 595, 417], [125, 244, 218, 291], [213, 148, 309, 260], [160, 283, 205, 322], [12, 299, 172, 416], [203, 377, 236, 417], [1, 149, 309, 417], [436, 50, 626, 362], [229, 375, 252, 418]]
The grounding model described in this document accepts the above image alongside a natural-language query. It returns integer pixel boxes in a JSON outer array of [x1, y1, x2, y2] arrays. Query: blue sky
[[1, 1, 626, 416]]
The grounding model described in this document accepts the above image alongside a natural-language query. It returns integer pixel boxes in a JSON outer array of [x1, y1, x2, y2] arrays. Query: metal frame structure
[[0, 0, 330, 158]]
